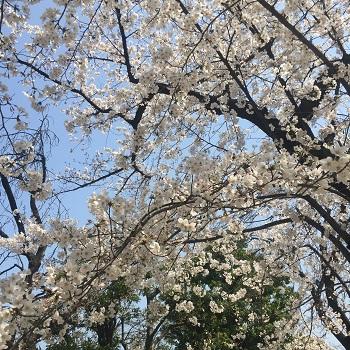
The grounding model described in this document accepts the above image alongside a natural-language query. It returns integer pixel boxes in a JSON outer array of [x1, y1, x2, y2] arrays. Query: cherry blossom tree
[[0, 0, 350, 349]]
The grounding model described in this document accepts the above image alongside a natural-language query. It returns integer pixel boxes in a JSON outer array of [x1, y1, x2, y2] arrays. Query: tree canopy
[[0, 0, 350, 349], [47, 242, 298, 349]]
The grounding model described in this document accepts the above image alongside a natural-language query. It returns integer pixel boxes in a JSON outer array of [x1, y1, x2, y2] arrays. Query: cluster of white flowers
[[89, 308, 107, 325], [177, 217, 197, 232], [19, 171, 52, 200], [175, 300, 195, 313], [14, 140, 32, 153], [209, 300, 224, 314]]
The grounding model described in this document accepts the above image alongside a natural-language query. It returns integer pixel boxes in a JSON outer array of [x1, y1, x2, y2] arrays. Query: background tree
[[160, 242, 297, 350], [47, 279, 143, 350], [46, 241, 298, 350]]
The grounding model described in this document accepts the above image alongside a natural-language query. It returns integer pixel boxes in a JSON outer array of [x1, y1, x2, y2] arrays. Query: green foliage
[[47, 244, 297, 350], [162, 243, 297, 350], [47, 278, 138, 350], [47, 335, 107, 350]]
